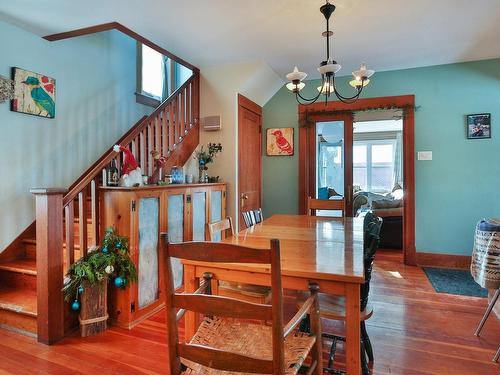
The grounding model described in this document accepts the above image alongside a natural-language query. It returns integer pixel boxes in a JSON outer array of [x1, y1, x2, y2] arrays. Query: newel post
[[30, 188, 67, 344]]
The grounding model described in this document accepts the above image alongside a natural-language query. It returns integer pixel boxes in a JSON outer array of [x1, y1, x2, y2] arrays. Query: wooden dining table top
[[183, 214, 366, 284]]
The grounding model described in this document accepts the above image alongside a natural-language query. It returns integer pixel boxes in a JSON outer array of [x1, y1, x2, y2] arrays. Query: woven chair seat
[[182, 317, 316, 374]]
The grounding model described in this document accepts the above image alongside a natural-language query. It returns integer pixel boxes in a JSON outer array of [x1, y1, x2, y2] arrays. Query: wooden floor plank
[[0, 251, 498, 374]]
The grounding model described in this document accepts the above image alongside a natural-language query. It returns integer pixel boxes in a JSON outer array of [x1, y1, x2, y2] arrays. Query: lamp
[[285, 1, 374, 105]]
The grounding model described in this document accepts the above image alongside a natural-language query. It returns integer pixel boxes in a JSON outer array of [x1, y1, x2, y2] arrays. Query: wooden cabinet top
[[99, 182, 227, 192]]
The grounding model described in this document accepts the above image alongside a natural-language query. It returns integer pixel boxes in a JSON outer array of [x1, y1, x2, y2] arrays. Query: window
[[353, 140, 395, 193], [141, 45, 164, 99], [136, 44, 193, 106]]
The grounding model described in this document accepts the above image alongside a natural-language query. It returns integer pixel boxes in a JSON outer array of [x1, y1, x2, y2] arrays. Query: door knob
[[241, 193, 249, 207]]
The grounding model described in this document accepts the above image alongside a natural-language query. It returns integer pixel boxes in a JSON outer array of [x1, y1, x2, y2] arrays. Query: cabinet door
[[209, 187, 225, 241], [191, 187, 209, 241], [166, 191, 187, 288], [137, 196, 160, 309]]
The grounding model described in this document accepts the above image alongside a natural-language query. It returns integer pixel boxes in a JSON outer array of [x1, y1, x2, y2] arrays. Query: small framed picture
[[266, 127, 294, 156], [466, 113, 491, 139]]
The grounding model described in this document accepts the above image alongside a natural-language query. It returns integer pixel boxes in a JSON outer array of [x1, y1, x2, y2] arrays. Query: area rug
[[423, 267, 488, 297]]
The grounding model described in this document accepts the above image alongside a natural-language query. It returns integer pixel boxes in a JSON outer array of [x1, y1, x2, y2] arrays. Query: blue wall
[[0, 20, 151, 251], [263, 59, 500, 255]]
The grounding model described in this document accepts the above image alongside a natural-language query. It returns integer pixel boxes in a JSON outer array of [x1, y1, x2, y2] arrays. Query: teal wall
[[263, 59, 500, 255], [0, 19, 151, 252]]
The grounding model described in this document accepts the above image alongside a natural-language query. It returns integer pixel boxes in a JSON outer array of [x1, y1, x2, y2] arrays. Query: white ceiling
[[2, 0, 500, 80]]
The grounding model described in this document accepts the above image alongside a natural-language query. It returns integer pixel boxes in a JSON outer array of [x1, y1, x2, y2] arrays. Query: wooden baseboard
[[416, 252, 471, 269]]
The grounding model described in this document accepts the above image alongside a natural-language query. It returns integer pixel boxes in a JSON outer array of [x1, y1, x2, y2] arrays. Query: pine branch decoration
[[63, 227, 137, 302]]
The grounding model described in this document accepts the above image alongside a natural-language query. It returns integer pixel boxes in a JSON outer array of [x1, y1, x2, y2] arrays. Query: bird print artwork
[[267, 127, 294, 156], [11, 68, 56, 118]]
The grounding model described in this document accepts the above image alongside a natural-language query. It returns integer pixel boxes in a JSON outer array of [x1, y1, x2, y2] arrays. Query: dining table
[[182, 214, 366, 375]]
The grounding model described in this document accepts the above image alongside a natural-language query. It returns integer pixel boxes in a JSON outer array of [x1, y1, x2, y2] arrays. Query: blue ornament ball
[[71, 300, 80, 311], [77, 286, 84, 294], [116, 242, 122, 249], [102, 246, 109, 254], [114, 276, 125, 288]]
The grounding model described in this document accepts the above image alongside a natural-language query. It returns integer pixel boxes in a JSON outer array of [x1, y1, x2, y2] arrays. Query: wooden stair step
[[0, 284, 37, 317], [0, 284, 37, 335], [0, 258, 36, 276]]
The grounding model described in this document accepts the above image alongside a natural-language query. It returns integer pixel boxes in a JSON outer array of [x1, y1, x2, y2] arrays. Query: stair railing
[[30, 71, 199, 344]]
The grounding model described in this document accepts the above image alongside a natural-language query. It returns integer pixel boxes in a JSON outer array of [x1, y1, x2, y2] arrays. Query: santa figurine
[[113, 145, 143, 187]]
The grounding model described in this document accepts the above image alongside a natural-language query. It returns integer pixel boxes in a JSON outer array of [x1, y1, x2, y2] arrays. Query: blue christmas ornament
[[102, 246, 109, 253], [77, 286, 84, 294], [114, 276, 125, 288], [71, 300, 81, 311], [116, 242, 122, 249]]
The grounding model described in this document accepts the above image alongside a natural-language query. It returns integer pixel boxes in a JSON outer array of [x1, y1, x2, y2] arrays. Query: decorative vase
[[198, 161, 206, 183]]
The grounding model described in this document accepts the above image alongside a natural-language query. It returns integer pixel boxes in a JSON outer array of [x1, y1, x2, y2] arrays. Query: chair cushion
[[182, 317, 316, 374]]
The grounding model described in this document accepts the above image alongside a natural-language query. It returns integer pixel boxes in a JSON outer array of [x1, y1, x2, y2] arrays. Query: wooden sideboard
[[99, 183, 227, 328]]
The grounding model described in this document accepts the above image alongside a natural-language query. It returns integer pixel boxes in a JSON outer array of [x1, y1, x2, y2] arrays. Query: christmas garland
[[62, 227, 138, 311]]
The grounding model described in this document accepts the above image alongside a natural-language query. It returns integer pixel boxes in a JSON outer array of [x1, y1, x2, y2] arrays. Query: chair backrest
[[242, 208, 264, 228], [207, 217, 235, 241], [161, 234, 285, 374], [360, 212, 383, 310], [306, 196, 345, 217]]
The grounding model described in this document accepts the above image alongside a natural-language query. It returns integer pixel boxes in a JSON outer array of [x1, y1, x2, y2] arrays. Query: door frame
[[237, 94, 263, 230], [298, 95, 416, 265]]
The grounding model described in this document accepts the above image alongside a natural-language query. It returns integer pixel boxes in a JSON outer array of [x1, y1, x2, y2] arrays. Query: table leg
[[183, 265, 199, 342], [345, 283, 361, 375]]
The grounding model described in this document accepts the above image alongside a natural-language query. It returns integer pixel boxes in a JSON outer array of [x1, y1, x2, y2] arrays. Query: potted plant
[[62, 227, 137, 337], [195, 143, 222, 183]]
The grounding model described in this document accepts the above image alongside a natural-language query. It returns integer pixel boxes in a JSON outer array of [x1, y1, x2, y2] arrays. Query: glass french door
[[311, 113, 353, 216]]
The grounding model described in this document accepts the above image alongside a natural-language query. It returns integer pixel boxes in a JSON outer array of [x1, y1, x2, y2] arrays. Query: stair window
[[136, 43, 193, 106]]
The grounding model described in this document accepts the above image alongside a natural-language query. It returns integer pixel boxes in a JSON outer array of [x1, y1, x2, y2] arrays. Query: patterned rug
[[423, 267, 488, 297]]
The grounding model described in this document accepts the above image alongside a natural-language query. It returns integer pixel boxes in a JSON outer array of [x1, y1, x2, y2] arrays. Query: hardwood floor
[[0, 251, 498, 374]]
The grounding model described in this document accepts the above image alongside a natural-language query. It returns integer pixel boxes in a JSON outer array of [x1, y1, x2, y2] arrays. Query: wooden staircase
[[0, 70, 200, 342]]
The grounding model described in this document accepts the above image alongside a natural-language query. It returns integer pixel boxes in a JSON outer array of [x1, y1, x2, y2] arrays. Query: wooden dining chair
[[299, 212, 382, 375], [242, 208, 264, 228], [306, 196, 345, 217], [207, 216, 235, 240], [161, 234, 324, 375], [207, 217, 271, 304]]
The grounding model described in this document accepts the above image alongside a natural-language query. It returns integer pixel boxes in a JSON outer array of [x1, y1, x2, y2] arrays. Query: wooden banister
[[30, 188, 67, 344], [32, 67, 200, 344], [63, 72, 199, 206]]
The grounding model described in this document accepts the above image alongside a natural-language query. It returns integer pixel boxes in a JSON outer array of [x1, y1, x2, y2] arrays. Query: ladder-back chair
[[161, 234, 324, 374], [306, 196, 345, 217], [207, 217, 271, 304]]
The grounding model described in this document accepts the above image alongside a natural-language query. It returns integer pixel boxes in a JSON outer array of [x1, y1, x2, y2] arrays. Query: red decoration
[[41, 76, 49, 83]]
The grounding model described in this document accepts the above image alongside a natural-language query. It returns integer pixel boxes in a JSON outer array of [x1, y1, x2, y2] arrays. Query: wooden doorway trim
[[238, 94, 263, 230], [298, 95, 416, 265]]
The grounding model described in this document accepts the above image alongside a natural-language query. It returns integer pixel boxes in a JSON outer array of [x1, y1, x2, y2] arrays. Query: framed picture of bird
[[266, 127, 294, 156], [11, 67, 55, 118]]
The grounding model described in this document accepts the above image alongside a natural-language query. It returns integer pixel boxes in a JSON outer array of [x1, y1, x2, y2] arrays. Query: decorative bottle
[[107, 159, 119, 186]]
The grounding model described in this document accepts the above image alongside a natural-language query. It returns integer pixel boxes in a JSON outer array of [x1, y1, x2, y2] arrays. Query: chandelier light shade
[[285, 0, 374, 105]]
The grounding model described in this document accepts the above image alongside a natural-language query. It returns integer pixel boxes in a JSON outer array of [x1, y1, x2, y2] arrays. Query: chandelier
[[285, 0, 374, 105]]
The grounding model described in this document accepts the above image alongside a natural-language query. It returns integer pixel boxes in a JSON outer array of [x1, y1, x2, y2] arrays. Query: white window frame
[[353, 139, 396, 193]]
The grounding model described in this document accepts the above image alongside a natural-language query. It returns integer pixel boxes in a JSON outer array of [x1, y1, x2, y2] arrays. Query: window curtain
[[393, 132, 403, 187]]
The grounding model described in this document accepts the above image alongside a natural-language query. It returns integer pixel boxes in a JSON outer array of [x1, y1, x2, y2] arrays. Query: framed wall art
[[11, 67, 56, 118], [466, 113, 490, 139], [266, 127, 294, 156]]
